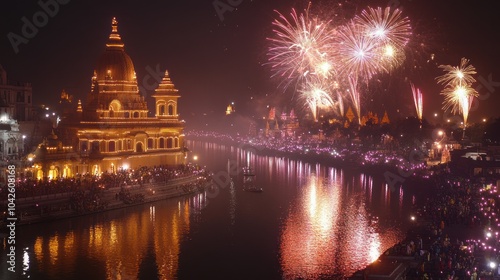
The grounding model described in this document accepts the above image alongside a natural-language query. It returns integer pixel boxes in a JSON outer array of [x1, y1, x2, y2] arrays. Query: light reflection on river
[[0, 140, 412, 279], [279, 165, 403, 279]]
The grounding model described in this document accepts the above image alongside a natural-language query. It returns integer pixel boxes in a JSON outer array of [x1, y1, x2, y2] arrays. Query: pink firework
[[354, 7, 411, 72], [436, 58, 478, 130], [347, 75, 361, 124], [267, 5, 336, 87], [410, 83, 423, 121], [354, 7, 411, 48], [336, 22, 382, 81]]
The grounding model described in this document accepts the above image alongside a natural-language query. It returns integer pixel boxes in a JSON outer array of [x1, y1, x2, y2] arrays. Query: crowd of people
[[0, 163, 210, 222], [380, 174, 500, 279], [1, 163, 206, 199]]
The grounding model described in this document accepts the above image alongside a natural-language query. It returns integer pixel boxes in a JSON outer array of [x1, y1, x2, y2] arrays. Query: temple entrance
[[136, 142, 144, 153]]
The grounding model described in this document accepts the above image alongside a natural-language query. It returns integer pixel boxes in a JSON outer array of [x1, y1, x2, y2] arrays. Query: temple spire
[[112, 17, 118, 32], [106, 17, 124, 49]]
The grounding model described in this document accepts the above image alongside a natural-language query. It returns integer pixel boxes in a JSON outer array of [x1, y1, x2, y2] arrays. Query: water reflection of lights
[[306, 176, 335, 238], [29, 199, 192, 279], [281, 168, 402, 278], [150, 206, 156, 222], [281, 173, 339, 278], [189, 192, 208, 213], [23, 247, 30, 276]]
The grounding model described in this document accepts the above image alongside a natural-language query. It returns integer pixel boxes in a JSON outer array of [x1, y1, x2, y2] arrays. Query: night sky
[[1, 0, 499, 129]]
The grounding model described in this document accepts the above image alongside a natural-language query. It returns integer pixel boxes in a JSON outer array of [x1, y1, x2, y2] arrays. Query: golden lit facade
[[33, 18, 185, 179]]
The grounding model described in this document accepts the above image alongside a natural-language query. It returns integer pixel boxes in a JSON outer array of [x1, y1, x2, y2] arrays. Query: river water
[[1, 140, 418, 279]]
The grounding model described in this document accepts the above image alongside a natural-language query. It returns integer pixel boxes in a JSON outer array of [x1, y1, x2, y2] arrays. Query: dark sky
[[1, 0, 499, 128]]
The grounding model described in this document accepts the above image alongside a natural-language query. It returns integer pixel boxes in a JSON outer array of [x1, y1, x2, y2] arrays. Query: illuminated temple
[[31, 18, 185, 179]]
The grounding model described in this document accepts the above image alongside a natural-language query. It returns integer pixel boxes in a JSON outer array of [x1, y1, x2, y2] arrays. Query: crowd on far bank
[[381, 175, 500, 279], [0, 163, 208, 199]]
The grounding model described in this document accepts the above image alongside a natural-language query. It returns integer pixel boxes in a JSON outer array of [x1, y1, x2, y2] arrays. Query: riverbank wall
[[1, 174, 208, 228]]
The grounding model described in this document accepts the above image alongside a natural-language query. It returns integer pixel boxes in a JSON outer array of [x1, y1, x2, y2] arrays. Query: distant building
[[280, 109, 299, 137], [30, 18, 186, 180], [0, 115, 23, 161], [0, 64, 34, 121], [263, 108, 299, 138], [0, 114, 25, 188], [226, 103, 235, 115]]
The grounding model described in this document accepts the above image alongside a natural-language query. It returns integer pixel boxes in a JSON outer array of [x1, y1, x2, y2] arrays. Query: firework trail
[[347, 75, 361, 124], [410, 83, 423, 122]]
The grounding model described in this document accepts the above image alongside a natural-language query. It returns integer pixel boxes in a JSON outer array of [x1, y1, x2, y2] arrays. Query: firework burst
[[441, 85, 476, 127], [436, 58, 478, 132], [266, 4, 413, 124], [436, 57, 477, 88], [300, 78, 335, 121], [355, 7, 411, 73], [355, 7, 411, 49], [267, 5, 336, 87], [336, 22, 382, 80]]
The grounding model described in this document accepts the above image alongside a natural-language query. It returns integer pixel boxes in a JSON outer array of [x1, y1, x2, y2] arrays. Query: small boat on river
[[242, 167, 263, 193]]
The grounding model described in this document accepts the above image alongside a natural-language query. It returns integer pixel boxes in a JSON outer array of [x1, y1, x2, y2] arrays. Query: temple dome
[[94, 18, 136, 82]]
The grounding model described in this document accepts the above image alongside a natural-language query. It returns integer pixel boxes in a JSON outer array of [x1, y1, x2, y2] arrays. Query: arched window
[[133, 112, 139, 118], [80, 141, 88, 152], [108, 141, 116, 152], [91, 141, 100, 152], [147, 138, 154, 149], [159, 105, 165, 116], [167, 138, 173, 149], [124, 112, 130, 118], [174, 137, 179, 148], [159, 138, 165, 148], [136, 142, 143, 153], [167, 104, 174, 116]]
